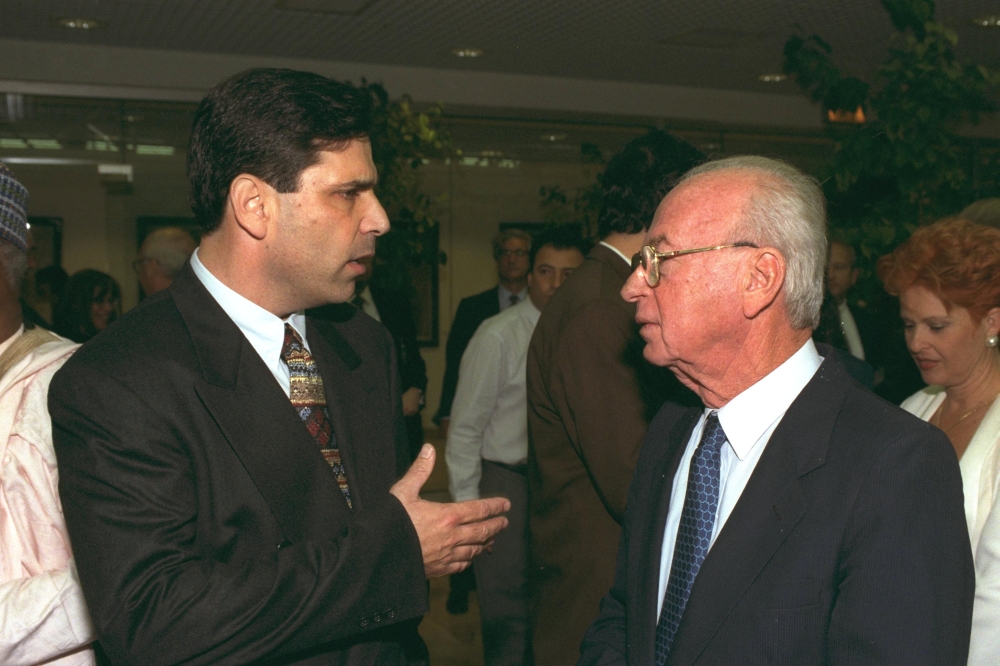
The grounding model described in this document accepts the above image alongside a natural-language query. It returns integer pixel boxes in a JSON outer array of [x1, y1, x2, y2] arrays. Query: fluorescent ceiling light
[[276, 0, 376, 15], [971, 15, 1000, 27], [452, 48, 483, 58], [57, 17, 100, 29], [758, 73, 787, 83]]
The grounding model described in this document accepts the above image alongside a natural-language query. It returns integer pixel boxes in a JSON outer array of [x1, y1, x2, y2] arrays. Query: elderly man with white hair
[[579, 156, 975, 665]]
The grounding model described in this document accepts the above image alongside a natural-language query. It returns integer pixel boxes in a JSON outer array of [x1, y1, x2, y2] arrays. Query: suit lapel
[[668, 349, 851, 666], [170, 266, 351, 543]]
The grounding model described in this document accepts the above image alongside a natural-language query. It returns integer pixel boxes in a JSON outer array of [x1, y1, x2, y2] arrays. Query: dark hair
[[597, 129, 704, 239], [492, 228, 533, 260], [187, 68, 373, 234], [35, 264, 68, 294], [529, 224, 593, 269], [53, 269, 121, 343]]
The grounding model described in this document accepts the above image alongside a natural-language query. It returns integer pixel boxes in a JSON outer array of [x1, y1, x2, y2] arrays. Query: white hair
[[679, 155, 828, 329], [0, 240, 27, 292]]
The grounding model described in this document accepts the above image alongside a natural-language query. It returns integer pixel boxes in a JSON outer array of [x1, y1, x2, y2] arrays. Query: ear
[[228, 175, 275, 241], [741, 249, 785, 319], [985, 306, 1000, 338]]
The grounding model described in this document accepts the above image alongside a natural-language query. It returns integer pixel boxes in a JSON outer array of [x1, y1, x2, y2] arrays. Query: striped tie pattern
[[655, 411, 727, 664], [280, 323, 352, 509]]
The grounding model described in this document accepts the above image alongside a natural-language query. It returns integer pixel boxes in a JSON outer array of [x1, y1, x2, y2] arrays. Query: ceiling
[[1, 0, 998, 95]]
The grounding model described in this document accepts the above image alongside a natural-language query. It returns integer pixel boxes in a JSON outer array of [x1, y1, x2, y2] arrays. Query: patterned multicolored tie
[[280, 323, 353, 509], [655, 411, 727, 664]]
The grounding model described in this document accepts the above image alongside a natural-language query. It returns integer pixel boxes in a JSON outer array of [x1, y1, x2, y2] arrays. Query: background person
[[351, 254, 428, 461], [0, 162, 94, 665], [436, 227, 532, 613], [526, 130, 703, 665], [446, 225, 588, 666], [581, 156, 973, 665], [52, 269, 121, 343], [134, 226, 197, 297], [880, 217, 1000, 666]]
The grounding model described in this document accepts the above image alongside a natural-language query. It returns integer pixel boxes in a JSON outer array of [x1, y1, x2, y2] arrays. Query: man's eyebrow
[[646, 233, 670, 247], [330, 177, 378, 192]]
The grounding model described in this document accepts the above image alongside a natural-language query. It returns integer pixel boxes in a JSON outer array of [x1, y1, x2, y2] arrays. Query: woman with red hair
[[879, 218, 1000, 664]]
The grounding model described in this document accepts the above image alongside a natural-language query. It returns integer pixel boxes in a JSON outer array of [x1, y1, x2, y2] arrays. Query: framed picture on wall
[[27, 216, 62, 270]]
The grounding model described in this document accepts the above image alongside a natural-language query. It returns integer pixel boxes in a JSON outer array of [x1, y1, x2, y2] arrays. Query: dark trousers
[[475, 460, 531, 666]]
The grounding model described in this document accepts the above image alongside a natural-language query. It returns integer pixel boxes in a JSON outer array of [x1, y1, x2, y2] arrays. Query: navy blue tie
[[654, 411, 727, 664]]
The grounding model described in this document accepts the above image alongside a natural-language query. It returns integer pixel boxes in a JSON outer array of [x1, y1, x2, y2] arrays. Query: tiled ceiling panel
[[0, 0, 997, 93]]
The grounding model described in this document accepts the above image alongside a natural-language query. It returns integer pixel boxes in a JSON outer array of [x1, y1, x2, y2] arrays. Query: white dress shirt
[[446, 298, 541, 502], [599, 240, 632, 267], [838, 301, 865, 360], [497, 284, 528, 312], [656, 339, 822, 618], [190, 248, 308, 397]]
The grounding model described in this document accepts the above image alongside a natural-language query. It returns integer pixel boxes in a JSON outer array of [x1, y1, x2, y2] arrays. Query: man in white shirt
[[580, 156, 974, 665], [447, 226, 587, 666]]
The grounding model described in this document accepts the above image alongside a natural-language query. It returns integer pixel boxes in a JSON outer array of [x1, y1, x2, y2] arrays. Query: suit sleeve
[[435, 298, 481, 423], [827, 424, 975, 665], [550, 299, 654, 523], [49, 364, 427, 666], [969, 487, 1000, 666]]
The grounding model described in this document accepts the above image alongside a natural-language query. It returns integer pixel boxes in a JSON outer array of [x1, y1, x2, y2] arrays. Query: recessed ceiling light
[[58, 17, 100, 29], [541, 134, 567, 142], [452, 48, 483, 58], [971, 15, 1000, 27], [758, 73, 787, 83]]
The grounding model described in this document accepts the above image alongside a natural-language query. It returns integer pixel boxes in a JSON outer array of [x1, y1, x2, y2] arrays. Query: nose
[[621, 266, 648, 303], [362, 192, 390, 237], [906, 326, 926, 353]]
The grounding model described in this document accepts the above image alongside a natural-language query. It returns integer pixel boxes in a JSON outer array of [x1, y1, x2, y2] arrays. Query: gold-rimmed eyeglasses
[[630, 242, 759, 287]]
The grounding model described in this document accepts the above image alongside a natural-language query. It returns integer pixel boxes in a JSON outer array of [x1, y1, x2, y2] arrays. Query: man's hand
[[391, 444, 510, 578], [401, 387, 423, 417]]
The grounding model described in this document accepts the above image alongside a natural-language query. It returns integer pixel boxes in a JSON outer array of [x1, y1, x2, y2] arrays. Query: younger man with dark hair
[[50, 68, 508, 666], [447, 225, 588, 666]]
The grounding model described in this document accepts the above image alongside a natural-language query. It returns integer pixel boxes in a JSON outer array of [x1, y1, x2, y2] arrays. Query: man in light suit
[[49, 68, 508, 666], [579, 156, 975, 665]]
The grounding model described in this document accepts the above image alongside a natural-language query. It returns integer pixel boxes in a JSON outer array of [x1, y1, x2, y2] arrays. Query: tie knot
[[281, 323, 306, 361], [700, 412, 727, 454]]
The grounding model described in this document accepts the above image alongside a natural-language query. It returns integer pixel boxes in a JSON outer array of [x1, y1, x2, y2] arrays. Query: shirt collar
[[716, 339, 822, 460], [520, 297, 542, 325], [189, 248, 309, 360], [0, 323, 24, 357], [498, 284, 528, 301], [599, 240, 633, 267]]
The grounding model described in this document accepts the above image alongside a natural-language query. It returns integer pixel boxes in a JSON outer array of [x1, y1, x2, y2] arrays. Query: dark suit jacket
[[368, 283, 427, 397], [579, 348, 975, 666], [526, 244, 697, 666], [433, 286, 499, 424], [49, 265, 429, 666]]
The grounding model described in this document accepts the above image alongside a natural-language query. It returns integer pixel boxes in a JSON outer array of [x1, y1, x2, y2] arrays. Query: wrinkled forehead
[[648, 171, 751, 248]]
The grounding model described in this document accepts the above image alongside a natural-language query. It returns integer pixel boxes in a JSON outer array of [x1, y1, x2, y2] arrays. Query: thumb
[[393, 443, 435, 499]]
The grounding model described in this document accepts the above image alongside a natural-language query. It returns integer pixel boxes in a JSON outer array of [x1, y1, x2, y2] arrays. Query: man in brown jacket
[[526, 131, 703, 664]]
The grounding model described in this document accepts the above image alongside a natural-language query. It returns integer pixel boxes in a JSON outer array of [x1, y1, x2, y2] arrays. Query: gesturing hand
[[390, 444, 510, 578]]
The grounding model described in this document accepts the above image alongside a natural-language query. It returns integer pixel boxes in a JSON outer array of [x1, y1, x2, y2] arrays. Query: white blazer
[[902, 387, 1000, 666]]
